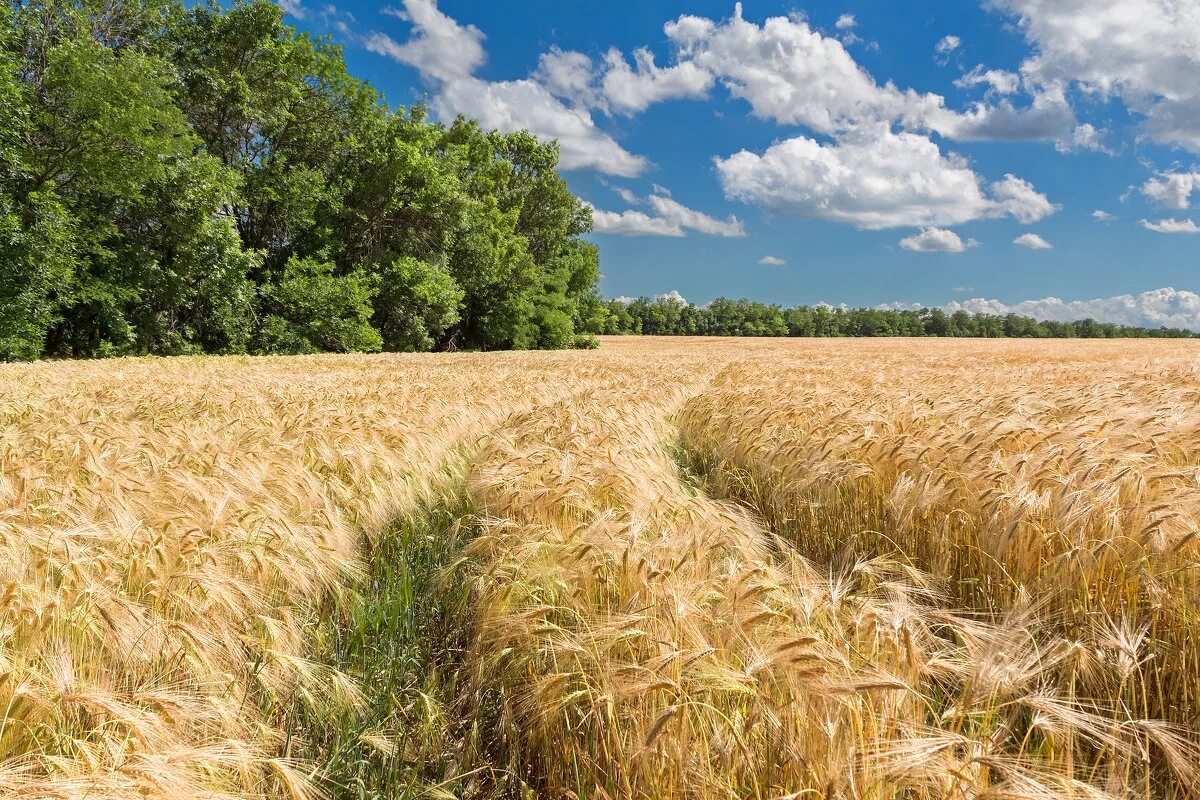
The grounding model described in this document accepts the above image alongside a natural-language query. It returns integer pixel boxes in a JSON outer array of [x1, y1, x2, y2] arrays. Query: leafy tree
[[374, 257, 463, 352], [256, 256, 380, 354]]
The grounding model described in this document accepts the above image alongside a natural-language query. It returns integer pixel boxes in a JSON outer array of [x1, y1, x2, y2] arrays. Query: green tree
[[374, 257, 463, 352], [256, 256, 381, 354]]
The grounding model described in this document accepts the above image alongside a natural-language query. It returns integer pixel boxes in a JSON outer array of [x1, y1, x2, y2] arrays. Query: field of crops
[[2, 338, 1199, 800]]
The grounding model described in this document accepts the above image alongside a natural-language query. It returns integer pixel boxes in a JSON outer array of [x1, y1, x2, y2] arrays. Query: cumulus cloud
[[835, 14, 856, 30], [657, 290, 689, 305], [587, 191, 745, 238], [1140, 218, 1200, 234], [1014, 232, 1053, 249], [587, 205, 684, 237], [645, 194, 745, 237], [434, 78, 648, 176], [601, 48, 714, 115], [1141, 171, 1200, 209], [935, 35, 961, 56], [661, 7, 1075, 146], [370, 0, 648, 177], [759, 255, 787, 265], [899, 227, 979, 253], [664, 7, 951, 134], [1092, 210, 1116, 221], [955, 65, 1020, 94], [990, 0, 1200, 152], [991, 174, 1060, 223], [946, 288, 1200, 330], [715, 126, 1056, 230], [372, 1, 485, 83], [534, 47, 601, 107], [931, 82, 1077, 144]]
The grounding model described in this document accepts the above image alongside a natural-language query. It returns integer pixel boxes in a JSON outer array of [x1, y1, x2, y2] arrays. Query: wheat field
[[1, 338, 1198, 799]]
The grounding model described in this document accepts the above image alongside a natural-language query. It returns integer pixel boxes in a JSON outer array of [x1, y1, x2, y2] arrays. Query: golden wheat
[[1, 338, 1197, 799]]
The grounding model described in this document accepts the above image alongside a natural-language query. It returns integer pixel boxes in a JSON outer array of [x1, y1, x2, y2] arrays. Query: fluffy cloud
[[645, 194, 745, 237], [759, 255, 787, 265], [1092, 210, 1116, 221], [714, 126, 1056, 230], [931, 82, 1076, 144], [835, 14, 856, 30], [434, 78, 647, 176], [1014, 232, 1053, 249], [534, 47, 601, 107], [955, 65, 1019, 94], [587, 205, 684, 237], [664, 6, 946, 134], [601, 48, 714, 115], [370, 1, 648, 177], [1140, 218, 1200, 234], [1141, 171, 1200, 209], [991, 175, 1060, 223], [946, 288, 1200, 330], [899, 227, 979, 253], [588, 192, 745, 238], [935, 35, 961, 56], [370, 1, 485, 83], [662, 7, 1074, 145], [990, 0, 1200, 152]]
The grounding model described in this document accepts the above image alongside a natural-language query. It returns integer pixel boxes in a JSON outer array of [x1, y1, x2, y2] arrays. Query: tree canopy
[[0, 0, 600, 359]]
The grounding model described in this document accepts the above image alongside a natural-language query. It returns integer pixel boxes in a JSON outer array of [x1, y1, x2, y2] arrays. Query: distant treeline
[[1, 0, 599, 361], [580, 296, 1197, 339]]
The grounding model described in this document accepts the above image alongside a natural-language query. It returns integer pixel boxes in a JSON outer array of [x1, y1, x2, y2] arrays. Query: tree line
[[581, 296, 1197, 339], [1, 0, 600, 360]]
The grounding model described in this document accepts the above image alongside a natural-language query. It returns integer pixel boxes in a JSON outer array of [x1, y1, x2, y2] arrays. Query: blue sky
[[279, 0, 1200, 328]]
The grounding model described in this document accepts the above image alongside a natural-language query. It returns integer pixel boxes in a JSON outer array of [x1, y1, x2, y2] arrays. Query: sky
[[277, 0, 1200, 329]]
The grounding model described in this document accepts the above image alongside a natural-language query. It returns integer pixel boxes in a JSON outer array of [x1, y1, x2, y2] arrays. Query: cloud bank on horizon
[[284, 0, 1200, 329]]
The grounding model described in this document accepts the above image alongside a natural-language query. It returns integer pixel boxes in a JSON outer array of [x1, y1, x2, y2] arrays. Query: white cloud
[[587, 192, 745, 238], [990, 0, 1200, 152], [1141, 171, 1200, 209], [991, 174, 1060, 224], [935, 35, 962, 56], [368, 1, 649, 177], [587, 205, 684, 237], [953, 286, 974, 293], [601, 48, 714, 115], [1013, 232, 1053, 249], [1140, 218, 1200, 234], [661, 7, 1074, 145], [1092, 210, 1116, 221], [946, 288, 1200, 330], [759, 255, 787, 265], [434, 78, 648, 176], [955, 65, 1019, 94], [534, 47, 600, 107], [372, 1, 485, 83], [835, 14, 856, 30], [664, 6, 947, 135], [277, 0, 304, 18], [931, 82, 1076, 144], [651, 184, 672, 197], [899, 227, 979, 253], [657, 290, 689, 305], [646, 194, 745, 237], [611, 185, 640, 204], [1058, 122, 1112, 154], [715, 126, 1056, 230]]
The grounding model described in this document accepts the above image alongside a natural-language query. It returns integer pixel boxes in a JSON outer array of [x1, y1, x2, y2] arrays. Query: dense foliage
[[584, 295, 1198, 339], [0, 0, 599, 359]]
